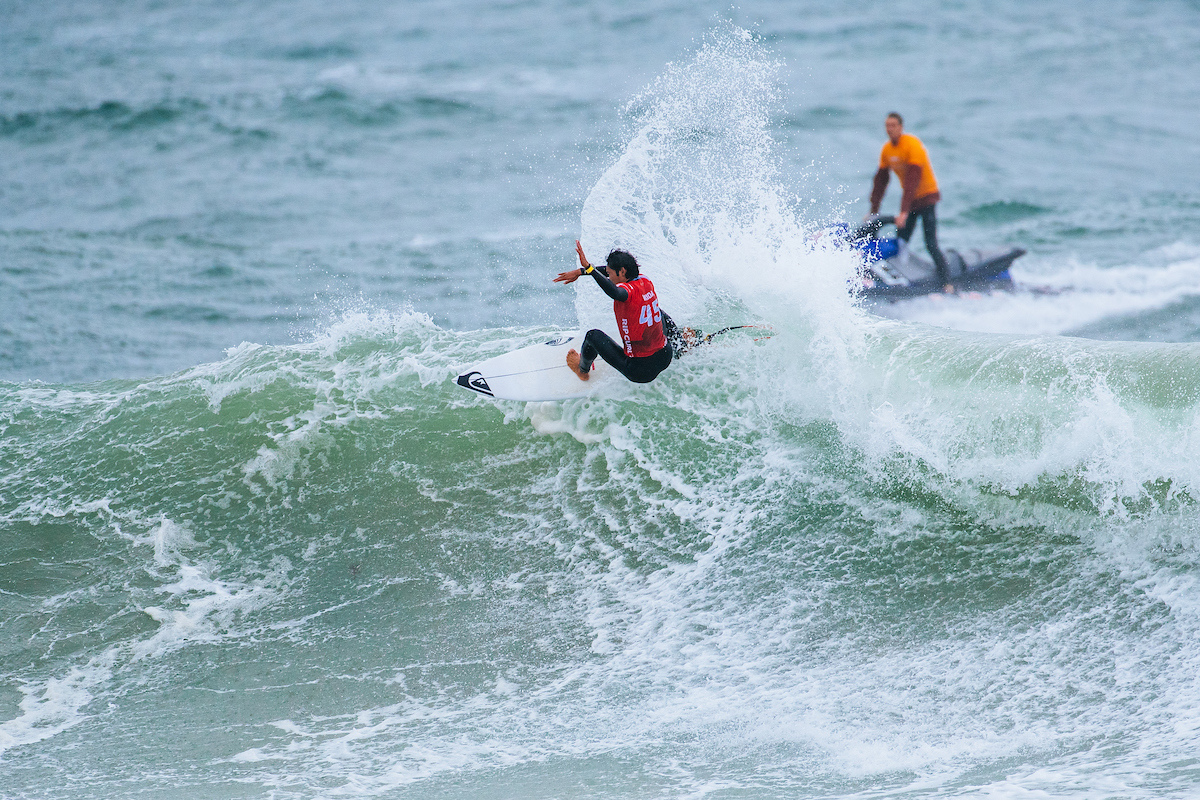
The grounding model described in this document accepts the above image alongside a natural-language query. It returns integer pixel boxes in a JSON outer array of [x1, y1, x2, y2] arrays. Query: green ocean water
[[5, 2, 1200, 798]]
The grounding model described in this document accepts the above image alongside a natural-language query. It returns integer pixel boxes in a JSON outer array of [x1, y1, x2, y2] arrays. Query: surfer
[[553, 241, 673, 383], [867, 112, 953, 293]]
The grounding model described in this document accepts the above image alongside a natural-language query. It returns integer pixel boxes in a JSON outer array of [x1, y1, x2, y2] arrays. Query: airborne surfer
[[553, 241, 676, 383]]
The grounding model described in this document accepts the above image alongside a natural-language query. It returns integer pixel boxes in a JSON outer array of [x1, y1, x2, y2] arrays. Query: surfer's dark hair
[[887, 111, 903, 125], [606, 249, 639, 280]]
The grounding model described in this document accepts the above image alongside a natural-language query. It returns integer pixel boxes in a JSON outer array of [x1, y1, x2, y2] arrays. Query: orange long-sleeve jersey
[[869, 133, 940, 214]]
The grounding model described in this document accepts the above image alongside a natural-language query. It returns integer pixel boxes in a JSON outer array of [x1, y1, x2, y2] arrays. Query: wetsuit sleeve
[[869, 168, 889, 214], [899, 164, 922, 214], [587, 266, 629, 302]]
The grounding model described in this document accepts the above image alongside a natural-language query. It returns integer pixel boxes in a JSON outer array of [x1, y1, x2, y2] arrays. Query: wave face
[[6, 15, 1200, 800], [8, 312, 1200, 796]]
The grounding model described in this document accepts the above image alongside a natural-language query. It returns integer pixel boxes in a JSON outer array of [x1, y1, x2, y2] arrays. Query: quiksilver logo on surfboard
[[456, 371, 493, 397]]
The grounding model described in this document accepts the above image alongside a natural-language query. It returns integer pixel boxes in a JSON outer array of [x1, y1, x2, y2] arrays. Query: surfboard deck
[[455, 332, 616, 401]]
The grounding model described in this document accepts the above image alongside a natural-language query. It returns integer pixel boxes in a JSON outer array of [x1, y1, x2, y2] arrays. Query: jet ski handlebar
[[852, 214, 897, 241]]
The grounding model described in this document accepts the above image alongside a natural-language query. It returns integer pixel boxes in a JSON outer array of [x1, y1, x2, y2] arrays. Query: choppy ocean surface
[[5, 1, 1200, 797]]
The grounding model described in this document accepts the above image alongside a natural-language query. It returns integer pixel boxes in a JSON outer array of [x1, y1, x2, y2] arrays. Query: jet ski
[[844, 215, 1025, 300]]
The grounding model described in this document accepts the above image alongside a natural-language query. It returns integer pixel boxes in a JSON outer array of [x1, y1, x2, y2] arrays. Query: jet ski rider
[[868, 112, 953, 293], [553, 241, 677, 383]]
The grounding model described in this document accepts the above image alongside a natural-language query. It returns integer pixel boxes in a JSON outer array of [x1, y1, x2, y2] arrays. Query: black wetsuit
[[578, 265, 673, 383], [579, 329, 673, 383], [896, 205, 951, 288]]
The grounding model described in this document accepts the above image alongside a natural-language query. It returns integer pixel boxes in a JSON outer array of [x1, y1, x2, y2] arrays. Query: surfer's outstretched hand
[[554, 239, 592, 284]]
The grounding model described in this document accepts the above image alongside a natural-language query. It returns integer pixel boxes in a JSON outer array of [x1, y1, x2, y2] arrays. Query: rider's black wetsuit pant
[[897, 204, 951, 287], [579, 330, 673, 383]]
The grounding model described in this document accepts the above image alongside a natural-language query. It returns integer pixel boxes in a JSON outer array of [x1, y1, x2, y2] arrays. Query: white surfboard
[[455, 331, 617, 401]]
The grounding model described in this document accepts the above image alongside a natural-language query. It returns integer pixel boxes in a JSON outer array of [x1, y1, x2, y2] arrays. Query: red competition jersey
[[613, 276, 666, 357]]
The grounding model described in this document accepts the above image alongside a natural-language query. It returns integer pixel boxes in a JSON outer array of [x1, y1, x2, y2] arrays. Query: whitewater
[[5, 1, 1200, 798]]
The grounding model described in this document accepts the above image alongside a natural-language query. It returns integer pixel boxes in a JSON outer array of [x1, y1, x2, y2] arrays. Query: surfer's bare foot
[[566, 349, 590, 381]]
